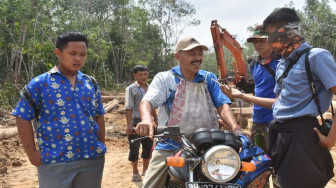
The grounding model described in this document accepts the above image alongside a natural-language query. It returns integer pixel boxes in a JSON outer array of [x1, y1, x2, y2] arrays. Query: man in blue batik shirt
[[12, 32, 106, 188]]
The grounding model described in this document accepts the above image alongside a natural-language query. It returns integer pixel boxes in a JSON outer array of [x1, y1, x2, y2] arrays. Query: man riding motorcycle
[[135, 36, 245, 188]]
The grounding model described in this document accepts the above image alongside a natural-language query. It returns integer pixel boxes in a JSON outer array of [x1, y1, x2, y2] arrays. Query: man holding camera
[[221, 8, 336, 187]]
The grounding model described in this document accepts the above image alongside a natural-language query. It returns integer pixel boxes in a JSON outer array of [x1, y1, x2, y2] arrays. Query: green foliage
[[202, 48, 236, 78], [139, 0, 199, 69], [0, 0, 197, 108], [202, 51, 219, 76], [2, 0, 334, 110], [299, 0, 336, 56], [0, 82, 20, 110]]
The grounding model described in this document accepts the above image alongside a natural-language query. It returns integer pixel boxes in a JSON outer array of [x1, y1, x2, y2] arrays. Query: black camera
[[318, 119, 333, 136]]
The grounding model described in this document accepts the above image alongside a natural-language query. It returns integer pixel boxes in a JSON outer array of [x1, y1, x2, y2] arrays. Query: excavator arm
[[210, 20, 254, 92]]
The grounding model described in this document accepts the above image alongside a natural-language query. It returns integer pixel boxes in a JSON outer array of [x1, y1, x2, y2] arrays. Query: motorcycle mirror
[[240, 161, 256, 172], [166, 157, 185, 167]]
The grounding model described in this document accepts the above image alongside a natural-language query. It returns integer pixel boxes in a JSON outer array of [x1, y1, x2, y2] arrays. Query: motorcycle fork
[[188, 160, 201, 182]]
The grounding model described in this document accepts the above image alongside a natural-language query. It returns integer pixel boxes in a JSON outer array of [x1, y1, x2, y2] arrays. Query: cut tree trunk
[[101, 96, 124, 103], [104, 99, 119, 113]]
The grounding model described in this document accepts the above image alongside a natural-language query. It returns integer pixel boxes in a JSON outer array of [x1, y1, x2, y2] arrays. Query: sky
[[180, 0, 336, 49]]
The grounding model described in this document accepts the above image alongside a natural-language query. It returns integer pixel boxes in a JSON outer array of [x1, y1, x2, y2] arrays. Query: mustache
[[191, 60, 202, 64]]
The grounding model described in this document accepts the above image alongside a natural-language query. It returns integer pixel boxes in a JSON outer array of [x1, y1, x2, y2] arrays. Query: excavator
[[210, 20, 254, 93]]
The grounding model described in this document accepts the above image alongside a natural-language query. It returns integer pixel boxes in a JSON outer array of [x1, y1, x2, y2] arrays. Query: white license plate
[[185, 182, 241, 188]]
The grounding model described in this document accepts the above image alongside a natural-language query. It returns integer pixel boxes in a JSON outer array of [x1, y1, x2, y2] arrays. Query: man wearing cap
[[231, 25, 280, 151], [136, 36, 243, 187]]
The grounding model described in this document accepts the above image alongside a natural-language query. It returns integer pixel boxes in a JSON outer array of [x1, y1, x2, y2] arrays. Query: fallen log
[[103, 100, 115, 109], [104, 99, 119, 113], [101, 96, 124, 103], [0, 127, 17, 140]]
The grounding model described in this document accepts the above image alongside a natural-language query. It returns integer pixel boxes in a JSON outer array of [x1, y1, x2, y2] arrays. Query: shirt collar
[[286, 42, 311, 61], [48, 66, 84, 77], [48, 66, 60, 74], [171, 65, 203, 82], [135, 81, 148, 87]]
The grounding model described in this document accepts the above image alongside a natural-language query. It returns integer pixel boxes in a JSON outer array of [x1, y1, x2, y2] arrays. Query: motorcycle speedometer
[[202, 145, 241, 183]]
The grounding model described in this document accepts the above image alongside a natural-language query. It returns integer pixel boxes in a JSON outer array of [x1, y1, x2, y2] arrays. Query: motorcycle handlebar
[[130, 126, 183, 143], [131, 126, 180, 136]]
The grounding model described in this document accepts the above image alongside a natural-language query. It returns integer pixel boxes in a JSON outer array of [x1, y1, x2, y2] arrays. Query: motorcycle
[[133, 126, 258, 188]]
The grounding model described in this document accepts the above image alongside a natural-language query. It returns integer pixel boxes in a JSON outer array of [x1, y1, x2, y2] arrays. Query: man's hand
[[126, 123, 133, 135], [233, 128, 251, 138], [135, 119, 156, 139], [16, 117, 42, 167], [314, 127, 335, 149], [220, 85, 244, 99], [27, 150, 42, 167]]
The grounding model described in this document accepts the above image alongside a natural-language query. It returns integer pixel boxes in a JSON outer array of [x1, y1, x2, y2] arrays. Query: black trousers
[[267, 116, 334, 188]]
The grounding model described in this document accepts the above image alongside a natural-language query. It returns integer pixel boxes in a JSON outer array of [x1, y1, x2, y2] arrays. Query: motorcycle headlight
[[202, 145, 241, 183]]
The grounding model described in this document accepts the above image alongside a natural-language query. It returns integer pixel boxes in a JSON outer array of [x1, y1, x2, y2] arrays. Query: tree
[[300, 0, 336, 56], [139, 0, 200, 69]]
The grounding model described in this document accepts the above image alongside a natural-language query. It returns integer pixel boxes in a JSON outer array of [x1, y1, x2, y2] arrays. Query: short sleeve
[[206, 72, 232, 108], [95, 84, 105, 116], [125, 86, 134, 110], [12, 75, 44, 121], [143, 72, 171, 108], [310, 49, 336, 90]]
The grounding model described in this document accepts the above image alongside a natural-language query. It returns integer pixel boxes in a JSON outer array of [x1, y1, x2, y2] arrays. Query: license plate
[[185, 182, 241, 188]]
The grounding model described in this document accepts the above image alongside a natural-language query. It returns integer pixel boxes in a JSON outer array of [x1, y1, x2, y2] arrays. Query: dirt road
[[1, 109, 144, 188], [2, 132, 336, 188], [0, 138, 143, 188]]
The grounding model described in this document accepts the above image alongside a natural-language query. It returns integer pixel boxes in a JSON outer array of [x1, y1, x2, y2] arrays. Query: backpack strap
[[331, 102, 335, 117], [303, 47, 334, 124], [20, 85, 39, 120], [304, 47, 326, 124], [83, 74, 98, 93], [263, 64, 276, 78], [250, 54, 279, 79], [278, 47, 312, 85]]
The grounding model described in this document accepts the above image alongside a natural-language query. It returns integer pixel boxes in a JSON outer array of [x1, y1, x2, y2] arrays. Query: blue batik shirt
[[12, 67, 106, 164]]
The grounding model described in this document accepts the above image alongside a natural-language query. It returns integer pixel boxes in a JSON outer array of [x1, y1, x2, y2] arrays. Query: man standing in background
[[125, 65, 156, 182], [245, 25, 280, 151]]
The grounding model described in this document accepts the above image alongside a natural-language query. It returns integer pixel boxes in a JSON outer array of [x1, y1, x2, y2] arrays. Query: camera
[[318, 119, 333, 136]]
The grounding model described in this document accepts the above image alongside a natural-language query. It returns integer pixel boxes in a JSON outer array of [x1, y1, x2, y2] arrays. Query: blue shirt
[[273, 43, 336, 122], [148, 66, 231, 150], [250, 58, 279, 123], [12, 67, 106, 164]]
